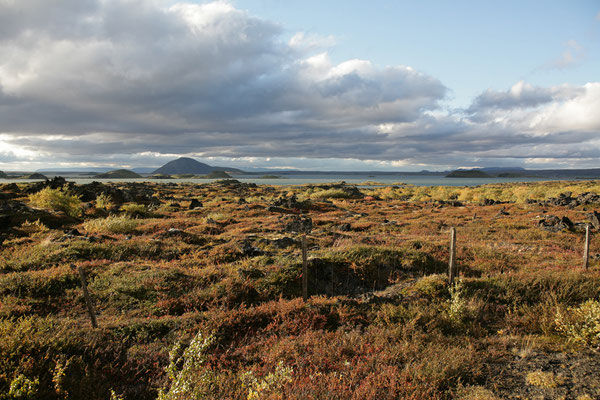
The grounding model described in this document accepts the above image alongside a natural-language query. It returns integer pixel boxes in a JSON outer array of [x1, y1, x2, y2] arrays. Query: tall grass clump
[[83, 215, 140, 234], [28, 187, 82, 217]]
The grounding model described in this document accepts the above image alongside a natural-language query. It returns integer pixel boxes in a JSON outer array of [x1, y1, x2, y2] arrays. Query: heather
[[1, 179, 599, 399]]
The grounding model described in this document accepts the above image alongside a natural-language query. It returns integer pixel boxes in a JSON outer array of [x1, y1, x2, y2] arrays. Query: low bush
[[120, 203, 148, 217], [555, 299, 600, 347], [95, 193, 114, 210], [28, 187, 82, 217]]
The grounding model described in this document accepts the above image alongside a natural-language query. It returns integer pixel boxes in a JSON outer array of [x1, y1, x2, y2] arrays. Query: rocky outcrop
[[281, 215, 312, 234], [0, 199, 77, 232], [24, 176, 70, 194], [538, 215, 574, 232], [189, 199, 203, 209], [530, 192, 600, 208]]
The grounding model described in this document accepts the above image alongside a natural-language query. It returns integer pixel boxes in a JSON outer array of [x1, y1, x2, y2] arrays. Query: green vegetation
[[95, 193, 114, 210], [28, 187, 82, 217], [83, 215, 140, 234], [2, 179, 600, 399]]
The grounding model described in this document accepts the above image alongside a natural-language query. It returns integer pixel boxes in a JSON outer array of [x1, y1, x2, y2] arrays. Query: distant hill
[[446, 169, 493, 178], [152, 157, 244, 175], [94, 169, 142, 179], [0, 171, 7, 179], [20, 173, 48, 180], [203, 171, 231, 179]]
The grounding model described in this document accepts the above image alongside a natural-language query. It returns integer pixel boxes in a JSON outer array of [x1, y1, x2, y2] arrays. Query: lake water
[[1, 174, 578, 187]]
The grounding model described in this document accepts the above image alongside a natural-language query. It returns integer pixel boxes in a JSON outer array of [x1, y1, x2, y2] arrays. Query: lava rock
[[189, 199, 203, 209], [538, 215, 573, 232]]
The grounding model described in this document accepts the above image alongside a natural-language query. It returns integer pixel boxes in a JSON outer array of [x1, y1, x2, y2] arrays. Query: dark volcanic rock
[[586, 211, 600, 229], [272, 237, 298, 249], [545, 191, 600, 208], [271, 194, 309, 210], [241, 241, 264, 257], [24, 176, 69, 194], [0, 198, 77, 231], [282, 215, 312, 233], [189, 199, 203, 209], [495, 207, 510, 217], [338, 223, 352, 232], [538, 215, 573, 232]]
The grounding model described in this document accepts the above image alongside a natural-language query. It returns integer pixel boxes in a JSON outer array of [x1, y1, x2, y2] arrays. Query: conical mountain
[[152, 157, 243, 175]]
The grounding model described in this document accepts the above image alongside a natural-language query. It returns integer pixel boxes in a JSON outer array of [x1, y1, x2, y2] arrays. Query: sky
[[0, 0, 599, 171]]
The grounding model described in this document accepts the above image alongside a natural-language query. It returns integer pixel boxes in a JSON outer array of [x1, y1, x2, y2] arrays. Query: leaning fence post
[[302, 235, 308, 301], [449, 227, 456, 285], [583, 224, 590, 270], [71, 263, 98, 328]]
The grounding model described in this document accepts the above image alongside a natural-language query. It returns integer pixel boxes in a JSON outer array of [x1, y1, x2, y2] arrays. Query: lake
[[1, 173, 579, 187]]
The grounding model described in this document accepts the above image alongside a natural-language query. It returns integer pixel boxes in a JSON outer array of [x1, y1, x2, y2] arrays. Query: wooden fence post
[[583, 224, 590, 270], [71, 264, 98, 328], [301, 235, 308, 301], [449, 227, 456, 285]]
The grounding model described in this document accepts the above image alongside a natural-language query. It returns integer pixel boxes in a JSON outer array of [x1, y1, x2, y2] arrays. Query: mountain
[[152, 157, 244, 175], [0, 171, 7, 179], [94, 169, 142, 179], [131, 167, 158, 174], [203, 171, 231, 179], [446, 169, 493, 178]]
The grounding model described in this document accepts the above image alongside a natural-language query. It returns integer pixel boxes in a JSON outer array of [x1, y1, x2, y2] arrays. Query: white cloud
[[288, 32, 336, 51], [540, 40, 585, 70]]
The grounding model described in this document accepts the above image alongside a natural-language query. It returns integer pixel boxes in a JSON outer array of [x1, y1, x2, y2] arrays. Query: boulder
[[189, 199, 203, 209], [282, 215, 312, 234], [538, 215, 573, 232], [586, 211, 600, 229]]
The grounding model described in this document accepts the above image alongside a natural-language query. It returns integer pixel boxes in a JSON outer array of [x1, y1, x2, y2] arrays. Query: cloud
[[0, 1, 598, 171], [539, 40, 586, 71], [467, 81, 583, 114], [0, 0, 445, 136]]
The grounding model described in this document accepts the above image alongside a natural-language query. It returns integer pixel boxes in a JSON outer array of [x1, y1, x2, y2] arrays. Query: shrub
[[309, 188, 354, 199], [83, 215, 140, 234], [120, 203, 147, 217], [28, 187, 82, 217], [7, 374, 39, 399], [241, 361, 293, 400], [555, 299, 600, 347], [158, 332, 215, 400], [95, 193, 114, 210], [448, 280, 468, 323]]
